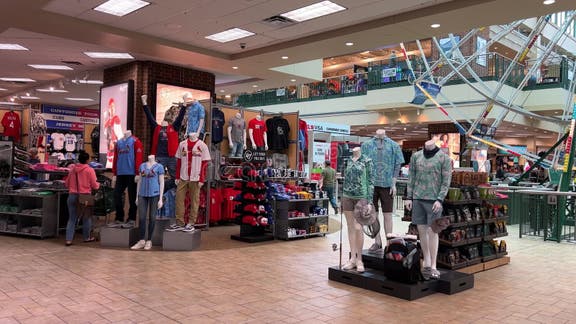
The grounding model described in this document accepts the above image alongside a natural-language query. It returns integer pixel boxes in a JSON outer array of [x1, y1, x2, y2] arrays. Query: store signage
[[306, 120, 350, 135], [313, 142, 331, 164], [381, 68, 397, 78], [243, 149, 266, 163], [562, 105, 576, 172], [45, 120, 84, 131], [41, 105, 99, 125]]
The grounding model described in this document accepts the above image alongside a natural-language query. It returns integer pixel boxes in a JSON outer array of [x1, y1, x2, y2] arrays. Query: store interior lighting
[[0, 44, 29, 51], [93, 0, 150, 17], [280, 1, 346, 22], [205, 28, 255, 43], [84, 52, 134, 59]]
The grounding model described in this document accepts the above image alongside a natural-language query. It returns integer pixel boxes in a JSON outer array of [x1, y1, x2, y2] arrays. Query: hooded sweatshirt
[[66, 164, 100, 194]]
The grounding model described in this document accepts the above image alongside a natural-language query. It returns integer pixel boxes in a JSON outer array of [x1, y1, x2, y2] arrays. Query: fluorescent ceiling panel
[[0, 77, 35, 82], [84, 52, 134, 59], [205, 28, 255, 43], [65, 98, 94, 101], [36, 89, 69, 93], [20, 96, 40, 99], [93, 0, 150, 16], [280, 1, 346, 22], [28, 64, 73, 70], [0, 44, 29, 50], [0, 88, 7, 91], [72, 80, 104, 85]]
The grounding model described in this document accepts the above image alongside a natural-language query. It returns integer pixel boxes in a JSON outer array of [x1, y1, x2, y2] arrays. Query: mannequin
[[341, 147, 374, 273], [111, 130, 143, 228], [228, 112, 247, 157], [361, 128, 404, 251], [183, 93, 206, 136], [405, 136, 452, 280], [141, 95, 186, 177], [169, 132, 211, 232], [132, 155, 165, 250], [248, 114, 268, 150]]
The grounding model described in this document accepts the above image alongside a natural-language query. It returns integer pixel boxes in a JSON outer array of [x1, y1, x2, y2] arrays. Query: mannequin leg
[[428, 226, 440, 279], [343, 211, 357, 270], [418, 225, 432, 280], [383, 212, 394, 238], [353, 220, 365, 272], [370, 188, 383, 251]]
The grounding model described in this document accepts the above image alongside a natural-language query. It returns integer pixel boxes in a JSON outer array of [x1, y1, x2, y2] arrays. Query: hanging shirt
[[228, 116, 246, 143], [112, 136, 144, 176], [1, 111, 21, 141], [248, 118, 267, 147], [64, 134, 77, 152], [211, 108, 225, 144], [266, 116, 290, 150], [51, 133, 65, 150], [298, 119, 308, 151], [407, 149, 452, 201], [176, 139, 211, 182], [361, 137, 404, 188], [138, 162, 165, 197], [185, 101, 206, 135], [343, 155, 373, 199], [91, 127, 100, 154]]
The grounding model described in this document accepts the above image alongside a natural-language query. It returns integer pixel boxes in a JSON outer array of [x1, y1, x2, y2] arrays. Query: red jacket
[[151, 124, 179, 157]]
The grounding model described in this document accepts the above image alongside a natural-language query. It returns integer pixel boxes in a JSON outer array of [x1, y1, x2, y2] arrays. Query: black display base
[[230, 234, 274, 243], [436, 269, 475, 294]]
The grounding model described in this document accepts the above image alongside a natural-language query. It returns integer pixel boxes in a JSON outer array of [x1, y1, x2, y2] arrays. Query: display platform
[[151, 219, 171, 246], [230, 233, 274, 243], [100, 226, 138, 248], [163, 229, 201, 251]]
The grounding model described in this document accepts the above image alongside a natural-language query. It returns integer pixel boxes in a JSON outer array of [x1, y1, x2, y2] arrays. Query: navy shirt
[[212, 108, 225, 144]]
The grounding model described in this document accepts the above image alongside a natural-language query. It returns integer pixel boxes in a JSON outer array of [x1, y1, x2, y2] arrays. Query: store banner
[[313, 142, 331, 164], [306, 120, 350, 135], [45, 120, 84, 131], [381, 68, 397, 78], [476, 37, 487, 67], [41, 104, 99, 124], [411, 81, 441, 105]]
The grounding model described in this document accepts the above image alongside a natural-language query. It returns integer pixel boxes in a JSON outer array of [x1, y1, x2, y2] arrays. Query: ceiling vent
[[262, 15, 296, 28]]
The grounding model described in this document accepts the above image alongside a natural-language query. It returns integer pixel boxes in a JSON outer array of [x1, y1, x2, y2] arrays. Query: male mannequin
[[228, 111, 247, 157], [184, 93, 206, 137], [141, 95, 186, 177], [405, 137, 452, 280], [169, 132, 211, 232], [361, 129, 404, 251], [248, 114, 268, 151], [341, 147, 373, 273], [111, 130, 143, 228], [132, 155, 165, 250]]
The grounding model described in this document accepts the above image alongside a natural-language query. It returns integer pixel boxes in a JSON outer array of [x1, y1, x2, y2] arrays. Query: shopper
[[65, 151, 100, 246], [28, 147, 40, 164], [321, 160, 338, 214]]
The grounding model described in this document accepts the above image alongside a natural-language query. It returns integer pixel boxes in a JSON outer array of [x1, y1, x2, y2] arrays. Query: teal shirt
[[361, 137, 404, 188], [343, 155, 374, 199], [407, 149, 452, 201]]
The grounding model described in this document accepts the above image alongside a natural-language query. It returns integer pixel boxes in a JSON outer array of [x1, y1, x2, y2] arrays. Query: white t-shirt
[[51, 133, 65, 150], [64, 134, 77, 152]]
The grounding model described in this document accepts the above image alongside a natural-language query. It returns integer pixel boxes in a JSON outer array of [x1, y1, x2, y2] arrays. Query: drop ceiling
[[0, 0, 573, 106]]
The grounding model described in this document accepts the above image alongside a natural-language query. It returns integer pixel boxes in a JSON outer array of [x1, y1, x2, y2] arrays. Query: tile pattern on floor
[[1, 216, 576, 323]]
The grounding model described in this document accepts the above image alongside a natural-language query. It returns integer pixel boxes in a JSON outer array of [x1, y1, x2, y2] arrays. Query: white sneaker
[[182, 224, 196, 232], [131, 240, 145, 250], [144, 241, 152, 250], [356, 261, 365, 273], [342, 260, 356, 270]]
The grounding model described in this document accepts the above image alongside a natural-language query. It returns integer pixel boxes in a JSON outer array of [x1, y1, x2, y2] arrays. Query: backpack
[[383, 239, 423, 284]]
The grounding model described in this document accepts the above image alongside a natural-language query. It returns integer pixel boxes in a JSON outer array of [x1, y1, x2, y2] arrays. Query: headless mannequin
[[133, 155, 165, 250], [343, 147, 366, 273], [371, 129, 396, 250], [405, 138, 443, 278], [249, 114, 268, 150], [184, 93, 204, 135], [112, 130, 140, 186], [228, 112, 247, 156]]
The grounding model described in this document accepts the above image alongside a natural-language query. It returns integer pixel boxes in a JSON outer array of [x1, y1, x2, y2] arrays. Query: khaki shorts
[[342, 197, 362, 212]]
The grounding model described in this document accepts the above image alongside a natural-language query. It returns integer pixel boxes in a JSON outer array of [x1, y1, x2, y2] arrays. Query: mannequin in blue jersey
[[183, 93, 205, 138]]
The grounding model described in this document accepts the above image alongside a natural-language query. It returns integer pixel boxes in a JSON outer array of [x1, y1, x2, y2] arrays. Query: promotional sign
[[45, 121, 84, 131], [476, 36, 487, 67], [100, 81, 132, 168], [313, 142, 331, 164], [562, 106, 576, 172], [381, 68, 397, 78], [431, 132, 460, 163], [306, 120, 350, 135], [243, 149, 266, 163], [411, 81, 441, 105], [155, 83, 211, 123], [41, 105, 99, 128]]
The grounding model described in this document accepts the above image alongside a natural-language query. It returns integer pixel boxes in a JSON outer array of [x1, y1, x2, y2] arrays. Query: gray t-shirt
[[228, 116, 246, 143]]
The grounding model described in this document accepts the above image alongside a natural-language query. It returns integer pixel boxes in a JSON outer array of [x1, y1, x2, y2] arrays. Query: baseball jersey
[[185, 101, 206, 135], [64, 134, 77, 152], [138, 162, 165, 197], [113, 136, 144, 176], [1, 111, 21, 141], [176, 139, 211, 181], [248, 118, 267, 147], [51, 133, 65, 150]]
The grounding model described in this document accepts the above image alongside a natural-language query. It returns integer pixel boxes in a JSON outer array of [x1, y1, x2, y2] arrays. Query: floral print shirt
[[343, 155, 374, 199], [407, 149, 452, 201], [361, 137, 404, 188]]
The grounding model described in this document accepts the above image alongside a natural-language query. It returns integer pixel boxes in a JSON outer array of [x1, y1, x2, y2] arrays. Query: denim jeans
[[325, 186, 338, 210], [138, 195, 159, 241], [114, 175, 137, 222], [230, 142, 243, 157], [156, 156, 176, 179], [66, 194, 92, 241]]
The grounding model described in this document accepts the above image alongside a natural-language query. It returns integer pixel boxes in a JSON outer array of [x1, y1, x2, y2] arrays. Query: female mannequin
[[248, 114, 268, 151], [228, 111, 247, 157], [342, 147, 373, 273], [169, 132, 211, 232], [405, 137, 452, 280], [132, 155, 165, 250]]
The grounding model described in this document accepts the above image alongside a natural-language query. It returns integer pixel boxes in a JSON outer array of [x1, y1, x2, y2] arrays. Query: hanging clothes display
[[266, 115, 290, 150], [1, 111, 21, 141]]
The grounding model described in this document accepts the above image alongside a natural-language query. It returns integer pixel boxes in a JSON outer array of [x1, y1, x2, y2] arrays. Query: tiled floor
[[1, 216, 576, 324]]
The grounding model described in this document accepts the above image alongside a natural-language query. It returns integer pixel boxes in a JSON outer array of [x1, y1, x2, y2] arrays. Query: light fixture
[[225, 95, 231, 98], [0, 44, 29, 51], [20, 96, 40, 100], [205, 28, 255, 43], [49, 86, 55, 91], [543, 0, 555, 4], [0, 77, 35, 82], [232, 66, 239, 70], [37, 88, 69, 93], [280, 1, 347, 22], [430, 23, 441, 28], [252, 85, 258, 88], [93, 0, 150, 16], [219, 90, 225, 93], [28, 64, 73, 70], [290, 79, 296, 82], [65, 98, 95, 101], [84, 52, 134, 59], [71, 80, 104, 85], [345, 42, 354, 46], [0, 101, 19, 105], [281, 56, 289, 60], [25, 92, 30, 97], [9, 97, 15, 102], [0, 88, 6, 91]]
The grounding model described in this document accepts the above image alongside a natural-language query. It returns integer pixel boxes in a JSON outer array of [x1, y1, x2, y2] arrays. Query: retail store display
[[361, 129, 404, 252], [132, 155, 165, 250], [211, 107, 225, 145], [1, 109, 21, 142], [184, 94, 206, 136], [248, 114, 268, 151], [228, 111, 247, 157], [266, 113, 290, 150]]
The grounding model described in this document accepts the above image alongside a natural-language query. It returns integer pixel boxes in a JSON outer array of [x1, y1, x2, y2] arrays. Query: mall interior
[[1, 0, 576, 323]]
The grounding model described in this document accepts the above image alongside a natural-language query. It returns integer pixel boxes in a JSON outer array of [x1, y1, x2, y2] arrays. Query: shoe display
[[342, 260, 356, 270], [368, 243, 382, 252], [430, 268, 441, 280], [182, 224, 196, 232], [144, 241, 152, 250], [131, 240, 146, 250], [421, 267, 431, 280], [356, 261, 365, 273], [121, 220, 136, 229], [166, 225, 184, 232]]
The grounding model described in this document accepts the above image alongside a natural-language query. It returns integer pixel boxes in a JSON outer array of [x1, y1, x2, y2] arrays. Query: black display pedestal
[[231, 224, 274, 243]]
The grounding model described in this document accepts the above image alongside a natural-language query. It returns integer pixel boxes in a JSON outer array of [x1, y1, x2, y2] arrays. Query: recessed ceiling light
[[280, 1, 347, 22], [93, 0, 150, 16], [20, 96, 40, 100], [225, 95, 231, 98], [0, 101, 19, 105], [37, 88, 69, 93], [281, 56, 289, 60], [28, 64, 73, 70], [205, 28, 255, 43], [431, 23, 441, 28], [65, 98, 94, 101], [84, 52, 134, 59], [345, 42, 354, 46], [0, 88, 7, 91], [71, 79, 104, 85], [290, 79, 296, 82], [232, 66, 239, 70], [252, 85, 258, 88], [0, 44, 29, 51], [219, 90, 225, 93], [0, 77, 35, 82], [543, 0, 555, 4]]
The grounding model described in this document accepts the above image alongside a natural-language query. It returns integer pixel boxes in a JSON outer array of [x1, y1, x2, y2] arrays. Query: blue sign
[[411, 81, 441, 105]]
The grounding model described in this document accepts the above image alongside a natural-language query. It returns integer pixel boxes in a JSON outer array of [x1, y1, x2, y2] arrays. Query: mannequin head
[[148, 155, 155, 163], [375, 129, 386, 139], [183, 92, 193, 104], [188, 132, 199, 141], [124, 130, 132, 139], [161, 120, 169, 127], [425, 136, 438, 150], [256, 114, 262, 121], [235, 112, 241, 119], [352, 147, 361, 158]]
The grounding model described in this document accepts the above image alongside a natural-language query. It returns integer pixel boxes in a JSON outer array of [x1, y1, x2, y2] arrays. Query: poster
[[432, 132, 460, 163], [476, 36, 487, 67], [313, 142, 331, 164], [100, 81, 132, 168], [155, 83, 211, 123]]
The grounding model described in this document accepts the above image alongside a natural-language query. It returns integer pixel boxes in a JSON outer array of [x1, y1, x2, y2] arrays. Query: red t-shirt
[[248, 118, 267, 147], [2, 111, 21, 141]]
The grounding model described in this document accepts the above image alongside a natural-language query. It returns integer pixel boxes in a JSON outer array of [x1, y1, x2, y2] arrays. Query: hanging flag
[[411, 81, 441, 105]]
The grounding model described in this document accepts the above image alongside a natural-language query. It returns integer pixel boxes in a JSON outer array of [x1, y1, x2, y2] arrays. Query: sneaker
[[121, 220, 135, 229], [368, 243, 382, 252], [166, 224, 184, 232], [107, 220, 123, 228], [421, 267, 432, 281], [356, 261, 365, 273], [334, 207, 339, 215], [342, 260, 356, 270], [144, 241, 152, 250], [430, 269, 441, 280], [182, 224, 196, 232], [131, 240, 145, 250]]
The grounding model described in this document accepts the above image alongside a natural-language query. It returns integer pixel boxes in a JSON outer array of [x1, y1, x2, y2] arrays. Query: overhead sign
[[306, 120, 350, 135], [41, 105, 99, 125], [45, 120, 84, 131]]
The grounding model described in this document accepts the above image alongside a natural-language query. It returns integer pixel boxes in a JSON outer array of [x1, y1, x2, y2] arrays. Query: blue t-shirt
[[186, 102, 206, 135], [116, 136, 137, 175], [138, 162, 165, 197]]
